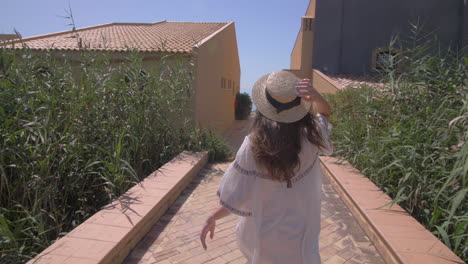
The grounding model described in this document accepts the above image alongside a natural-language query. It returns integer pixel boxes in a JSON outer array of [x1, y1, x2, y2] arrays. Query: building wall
[[290, 30, 304, 70], [313, 0, 465, 74], [193, 22, 241, 133], [290, 0, 317, 70], [311, 0, 344, 74]]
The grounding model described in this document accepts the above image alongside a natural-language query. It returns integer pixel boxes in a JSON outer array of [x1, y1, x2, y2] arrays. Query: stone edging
[[28, 151, 208, 264], [320, 157, 464, 264], [312, 69, 341, 93]]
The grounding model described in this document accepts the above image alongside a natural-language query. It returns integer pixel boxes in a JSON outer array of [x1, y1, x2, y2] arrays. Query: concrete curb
[[28, 151, 208, 264], [320, 157, 464, 264], [312, 69, 341, 93]]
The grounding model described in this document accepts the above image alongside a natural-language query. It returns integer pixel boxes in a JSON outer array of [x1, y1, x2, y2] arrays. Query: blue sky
[[1, 0, 309, 95]]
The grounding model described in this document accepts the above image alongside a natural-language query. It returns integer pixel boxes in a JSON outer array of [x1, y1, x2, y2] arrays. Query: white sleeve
[[316, 114, 333, 156], [217, 136, 256, 217]]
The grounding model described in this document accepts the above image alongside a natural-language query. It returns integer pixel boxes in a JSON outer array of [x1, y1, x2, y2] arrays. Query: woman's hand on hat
[[295, 79, 321, 102], [296, 78, 333, 117]]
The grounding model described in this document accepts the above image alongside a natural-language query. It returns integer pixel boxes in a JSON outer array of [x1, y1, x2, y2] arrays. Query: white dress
[[217, 114, 333, 264]]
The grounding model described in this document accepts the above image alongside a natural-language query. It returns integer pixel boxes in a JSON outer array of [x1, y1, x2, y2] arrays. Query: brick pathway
[[123, 117, 385, 264]]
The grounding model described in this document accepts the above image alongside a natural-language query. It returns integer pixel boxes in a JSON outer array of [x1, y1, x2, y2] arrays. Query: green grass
[[325, 27, 467, 260], [0, 47, 231, 263]]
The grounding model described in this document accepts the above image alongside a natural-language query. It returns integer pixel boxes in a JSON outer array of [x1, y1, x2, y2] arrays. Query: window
[[221, 77, 227, 89], [372, 48, 402, 72], [221, 77, 235, 91], [302, 17, 314, 32]]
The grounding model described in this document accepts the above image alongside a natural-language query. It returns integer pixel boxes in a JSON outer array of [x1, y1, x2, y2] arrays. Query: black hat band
[[265, 88, 301, 114]]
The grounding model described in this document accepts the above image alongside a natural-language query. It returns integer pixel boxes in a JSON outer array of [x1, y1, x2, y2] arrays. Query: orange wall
[[290, 0, 316, 70], [193, 22, 241, 133], [291, 31, 303, 70], [305, 0, 317, 17]]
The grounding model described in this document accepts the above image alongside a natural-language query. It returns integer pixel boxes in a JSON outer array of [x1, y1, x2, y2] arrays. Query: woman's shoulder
[[234, 134, 266, 173], [235, 135, 254, 162], [238, 134, 252, 151]]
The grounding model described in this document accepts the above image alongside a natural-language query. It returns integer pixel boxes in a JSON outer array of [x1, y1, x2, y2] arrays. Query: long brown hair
[[250, 111, 325, 182]]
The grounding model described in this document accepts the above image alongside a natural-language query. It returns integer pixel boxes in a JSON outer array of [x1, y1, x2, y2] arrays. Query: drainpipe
[[462, 0, 468, 53]]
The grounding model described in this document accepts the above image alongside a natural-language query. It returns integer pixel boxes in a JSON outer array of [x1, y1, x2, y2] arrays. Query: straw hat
[[252, 70, 311, 123]]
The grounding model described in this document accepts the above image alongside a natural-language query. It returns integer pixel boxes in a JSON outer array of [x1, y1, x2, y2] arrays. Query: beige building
[[7, 21, 241, 133], [290, 0, 315, 76], [288, 0, 340, 95]]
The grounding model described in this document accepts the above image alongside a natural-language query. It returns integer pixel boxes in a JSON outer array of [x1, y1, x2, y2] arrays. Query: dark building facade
[[310, 0, 467, 74]]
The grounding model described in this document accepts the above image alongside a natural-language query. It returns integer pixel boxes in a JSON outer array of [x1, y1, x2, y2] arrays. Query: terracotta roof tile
[[7, 21, 228, 54]]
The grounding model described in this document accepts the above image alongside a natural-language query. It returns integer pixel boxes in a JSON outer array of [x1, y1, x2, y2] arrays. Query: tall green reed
[[326, 23, 467, 260], [0, 47, 230, 263]]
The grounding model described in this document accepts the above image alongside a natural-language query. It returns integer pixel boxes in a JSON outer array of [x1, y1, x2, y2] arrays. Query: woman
[[200, 70, 333, 264]]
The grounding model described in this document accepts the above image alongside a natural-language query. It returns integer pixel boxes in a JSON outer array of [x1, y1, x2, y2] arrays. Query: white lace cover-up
[[217, 114, 333, 264]]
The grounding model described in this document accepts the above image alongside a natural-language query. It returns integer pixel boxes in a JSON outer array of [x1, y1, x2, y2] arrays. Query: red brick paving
[[122, 162, 385, 264], [122, 117, 385, 264]]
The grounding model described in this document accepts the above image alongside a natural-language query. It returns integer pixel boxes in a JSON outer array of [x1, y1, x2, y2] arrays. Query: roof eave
[[3, 45, 192, 55], [8, 20, 168, 45], [194, 21, 233, 48]]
